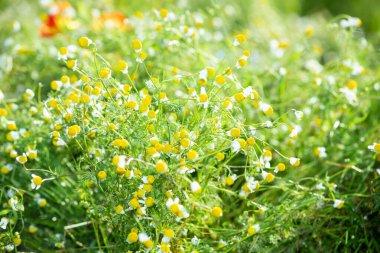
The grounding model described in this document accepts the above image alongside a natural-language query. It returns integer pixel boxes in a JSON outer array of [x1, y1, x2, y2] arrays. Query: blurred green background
[[274, 0, 380, 34], [186, 0, 380, 37], [1, 0, 379, 35]]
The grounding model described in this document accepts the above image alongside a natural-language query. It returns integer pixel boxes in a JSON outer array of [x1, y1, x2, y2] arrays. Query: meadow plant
[[0, 1, 379, 252]]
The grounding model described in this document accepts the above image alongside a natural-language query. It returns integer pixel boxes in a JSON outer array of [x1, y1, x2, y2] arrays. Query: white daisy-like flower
[[340, 87, 358, 106], [198, 87, 209, 108], [294, 110, 303, 120], [368, 143, 380, 152], [315, 147, 327, 158], [190, 181, 202, 194], [31, 174, 45, 190], [16, 153, 28, 164], [231, 139, 241, 153], [340, 17, 361, 28], [333, 199, 344, 209], [191, 236, 200, 246], [0, 217, 9, 229], [138, 232, 151, 244], [316, 182, 326, 190], [5, 244, 14, 252], [289, 157, 300, 166]]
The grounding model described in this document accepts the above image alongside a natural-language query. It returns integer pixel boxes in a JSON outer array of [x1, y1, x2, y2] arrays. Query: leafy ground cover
[[0, 1, 379, 252]]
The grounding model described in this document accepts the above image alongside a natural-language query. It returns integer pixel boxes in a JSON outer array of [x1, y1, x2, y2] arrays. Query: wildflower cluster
[[1, 0, 379, 252]]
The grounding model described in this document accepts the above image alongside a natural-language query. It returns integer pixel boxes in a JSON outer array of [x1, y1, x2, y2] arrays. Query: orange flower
[[92, 12, 130, 31], [39, 1, 72, 38]]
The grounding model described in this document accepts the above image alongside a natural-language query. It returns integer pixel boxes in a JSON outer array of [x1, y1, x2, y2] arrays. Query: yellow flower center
[[33, 176, 43, 186], [199, 94, 208, 103], [212, 206, 223, 218], [127, 232, 138, 243], [155, 161, 167, 173], [98, 171, 107, 180], [230, 128, 241, 138]]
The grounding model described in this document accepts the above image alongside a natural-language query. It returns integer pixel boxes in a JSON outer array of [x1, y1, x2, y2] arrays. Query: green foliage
[[0, 0, 379, 252]]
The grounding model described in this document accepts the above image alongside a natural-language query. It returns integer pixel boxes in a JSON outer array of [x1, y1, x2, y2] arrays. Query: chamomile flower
[[0, 217, 9, 229], [270, 39, 287, 58], [23, 89, 35, 101], [78, 36, 92, 48], [58, 47, 68, 60], [16, 153, 28, 164], [127, 229, 139, 243], [67, 124, 81, 138], [190, 181, 202, 194], [340, 17, 362, 28], [7, 121, 17, 130], [198, 87, 209, 108], [228, 127, 241, 138], [139, 233, 153, 250], [341, 59, 363, 76], [6, 131, 19, 142], [340, 86, 358, 106], [159, 92, 168, 102], [5, 244, 14, 252], [236, 51, 250, 69], [28, 224, 38, 234], [314, 147, 327, 158], [368, 143, 380, 152], [262, 149, 272, 162], [1, 164, 14, 175], [304, 26, 314, 36], [262, 171, 275, 183], [178, 164, 193, 174], [247, 224, 260, 235], [289, 157, 301, 167], [31, 174, 44, 190], [212, 206, 223, 218], [136, 51, 147, 63], [9, 197, 24, 211], [117, 60, 128, 74], [146, 147, 160, 159], [99, 67, 111, 79], [98, 170, 107, 181], [132, 39, 142, 53], [198, 68, 211, 85], [274, 163, 286, 173], [223, 98, 233, 110], [216, 152, 225, 161], [231, 138, 246, 153], [26, 149, 38, 160], [112, 138, 129, 148], [259, 102, 273, 116], [50, 80, 62, 90], [316, 182, 326, 190], [224, 174, 237, 186], [66, 59, 77, 70], [333, 199, 344, 209], [294, 110, 303, 120], [36, 196, 47, 207], [115, 205, 125, 214], [157, 242, 171, 253], [214, 75, 225, 87], [162, 229, 175, 243], [233, 34, 246, 46], [166, 197, 189, 219], [187, 149, 198, 160], [145, 196, 155, 207], [155, 160, 168, 173], [240, 177, 260, 197], [346, 80, 357, 91]]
